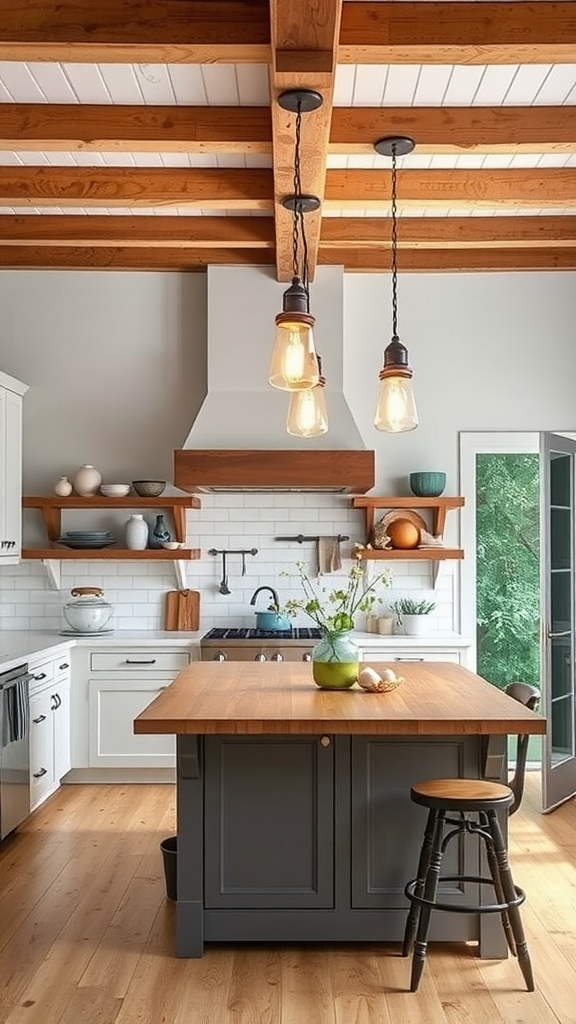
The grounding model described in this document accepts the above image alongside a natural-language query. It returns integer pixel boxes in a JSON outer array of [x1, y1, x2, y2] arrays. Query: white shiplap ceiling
[[1, 0, 575, 274]]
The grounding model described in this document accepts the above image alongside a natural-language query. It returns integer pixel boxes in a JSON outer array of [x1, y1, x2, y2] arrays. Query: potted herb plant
[[390, 597, 436, 636]]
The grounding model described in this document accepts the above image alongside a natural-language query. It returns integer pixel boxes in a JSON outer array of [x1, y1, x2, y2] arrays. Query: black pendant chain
[[290, 101, 310, 311], [390, 143, 399, 339]]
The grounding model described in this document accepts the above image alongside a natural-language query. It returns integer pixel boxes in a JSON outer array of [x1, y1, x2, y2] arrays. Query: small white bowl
[[100, 484, 131, 498], [161, 541, 183, 550]]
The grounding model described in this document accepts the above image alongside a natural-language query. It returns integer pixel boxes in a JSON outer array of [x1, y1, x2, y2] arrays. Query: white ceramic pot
[[73, 464, 102, 496], [63, 587, 114, 633], [402, 614, 428, 636]]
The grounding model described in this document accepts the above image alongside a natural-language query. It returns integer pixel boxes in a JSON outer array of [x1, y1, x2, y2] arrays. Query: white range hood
[[174, 265, 374, 493]]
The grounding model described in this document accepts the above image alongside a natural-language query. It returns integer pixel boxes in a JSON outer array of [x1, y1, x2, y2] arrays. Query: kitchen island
[[135, 661, 545, 959]]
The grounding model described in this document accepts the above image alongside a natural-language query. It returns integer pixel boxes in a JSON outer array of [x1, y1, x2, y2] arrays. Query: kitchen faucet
[[250, 586, 280, 610]]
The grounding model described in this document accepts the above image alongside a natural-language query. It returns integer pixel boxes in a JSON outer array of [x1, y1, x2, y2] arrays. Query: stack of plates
[[58, 531, 116, 549]]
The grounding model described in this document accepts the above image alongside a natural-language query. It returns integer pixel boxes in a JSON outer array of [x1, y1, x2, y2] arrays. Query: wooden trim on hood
[[174, 449, 374, 493]]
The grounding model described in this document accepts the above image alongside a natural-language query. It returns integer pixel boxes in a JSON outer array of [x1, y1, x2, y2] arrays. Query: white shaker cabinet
[[29, 651, 72, 811], [356, 637, 472, 668], [87, 648, 192, 769], [0, 371, 28, 564]]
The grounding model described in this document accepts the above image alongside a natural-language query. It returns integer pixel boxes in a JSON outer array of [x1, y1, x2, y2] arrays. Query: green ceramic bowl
[[409, 472, 446, 498]]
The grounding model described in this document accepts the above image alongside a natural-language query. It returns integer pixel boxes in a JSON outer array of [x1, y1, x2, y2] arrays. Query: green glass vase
[[311, 631, 359, 690]]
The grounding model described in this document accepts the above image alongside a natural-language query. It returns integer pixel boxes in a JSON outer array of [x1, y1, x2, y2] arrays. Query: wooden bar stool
[[402, 681, 540, 993]]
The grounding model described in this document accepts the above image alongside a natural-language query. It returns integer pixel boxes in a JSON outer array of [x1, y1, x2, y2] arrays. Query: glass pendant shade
[[286, 381, 328, 437], [374, 374, 418, 432], [374, 336, 418, 432], [268, 278, 320, 391]]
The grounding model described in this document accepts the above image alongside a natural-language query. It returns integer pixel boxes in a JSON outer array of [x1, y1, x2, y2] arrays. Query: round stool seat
[[411, 778, 514, 812]]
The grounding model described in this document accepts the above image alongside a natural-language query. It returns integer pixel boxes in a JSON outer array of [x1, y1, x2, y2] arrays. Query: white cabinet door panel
[[89, 678, 175, 768]]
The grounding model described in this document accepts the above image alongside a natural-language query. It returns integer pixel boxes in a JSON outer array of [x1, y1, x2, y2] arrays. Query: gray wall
[[1, 266, 575, 633]]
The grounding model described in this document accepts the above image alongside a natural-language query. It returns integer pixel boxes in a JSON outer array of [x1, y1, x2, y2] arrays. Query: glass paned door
[[541, 432, 576, 811]]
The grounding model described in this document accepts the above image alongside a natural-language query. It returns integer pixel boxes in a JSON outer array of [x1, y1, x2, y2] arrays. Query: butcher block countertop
[[134, 661, 546, 737]]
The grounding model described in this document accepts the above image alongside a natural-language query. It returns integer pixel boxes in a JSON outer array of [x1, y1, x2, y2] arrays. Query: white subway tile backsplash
[[0, 494, 459, 633]]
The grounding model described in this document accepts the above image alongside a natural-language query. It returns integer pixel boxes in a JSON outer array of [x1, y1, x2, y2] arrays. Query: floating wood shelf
[[351, 496, 465, 585], [21, 547, 201, 561], [22, 494, 201, 590]]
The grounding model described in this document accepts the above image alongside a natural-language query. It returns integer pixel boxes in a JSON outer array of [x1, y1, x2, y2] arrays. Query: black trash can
[[160, 835, 177, 900]]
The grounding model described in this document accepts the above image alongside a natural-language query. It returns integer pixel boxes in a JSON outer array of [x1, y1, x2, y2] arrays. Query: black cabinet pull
[[33, 714, 47, 724], [59, 663, 70, 671], [125, 659, 157, 665], [33, 672, 47, 681], [33, 768, 48, 778]]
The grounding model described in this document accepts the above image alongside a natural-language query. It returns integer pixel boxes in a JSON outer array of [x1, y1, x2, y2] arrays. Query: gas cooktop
[[202, 627, 322, 642]]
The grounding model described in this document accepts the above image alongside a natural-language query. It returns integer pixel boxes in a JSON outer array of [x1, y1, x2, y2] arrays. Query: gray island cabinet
[[134, 661, 545, 959]]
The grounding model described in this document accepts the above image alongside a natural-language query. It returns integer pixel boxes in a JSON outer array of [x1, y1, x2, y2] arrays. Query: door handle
[[548, 630, 572, 638]]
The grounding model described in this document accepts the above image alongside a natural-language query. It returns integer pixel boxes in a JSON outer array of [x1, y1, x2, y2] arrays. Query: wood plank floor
[[1, 774, 575, 1024]]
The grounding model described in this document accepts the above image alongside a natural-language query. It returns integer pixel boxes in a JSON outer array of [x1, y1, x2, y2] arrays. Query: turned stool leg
[[479, 810, 517, 957], [403, 808, 439, 958], [486, 810, 535, 992], [410, 809, 447, 992]]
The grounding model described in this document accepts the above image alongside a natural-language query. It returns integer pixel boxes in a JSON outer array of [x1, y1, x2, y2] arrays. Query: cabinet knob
[[254, 653, 266, 662], [270, 653, 284, 662], [320, 735, 331, 748]]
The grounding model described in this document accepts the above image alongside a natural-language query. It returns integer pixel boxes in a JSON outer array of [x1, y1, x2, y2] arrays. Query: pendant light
[[268, 89, 323, 392], [373, 136, 419, 433], [286, 355, 328, 437]]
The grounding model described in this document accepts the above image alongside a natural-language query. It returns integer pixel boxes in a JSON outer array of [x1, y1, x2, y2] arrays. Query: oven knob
[[302, 652, 312, 662], [214, 652, 227, 661], [254, 653, 267, 662], [270, 653, 284, 662]]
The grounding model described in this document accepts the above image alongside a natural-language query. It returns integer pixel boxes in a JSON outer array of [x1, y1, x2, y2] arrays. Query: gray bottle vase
[[149, 514, 171, 549]]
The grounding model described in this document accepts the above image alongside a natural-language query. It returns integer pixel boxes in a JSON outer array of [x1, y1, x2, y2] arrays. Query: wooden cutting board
[[164, 590, 200, 631]]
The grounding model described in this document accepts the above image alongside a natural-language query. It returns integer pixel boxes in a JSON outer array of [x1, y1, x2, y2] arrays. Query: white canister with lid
[[125, 513, 148, 550]]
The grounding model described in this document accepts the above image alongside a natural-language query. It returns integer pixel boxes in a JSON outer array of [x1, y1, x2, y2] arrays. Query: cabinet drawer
[[90, 650, 189, 673], [29, 658, 55, 692], [360, 649, 462, 664]]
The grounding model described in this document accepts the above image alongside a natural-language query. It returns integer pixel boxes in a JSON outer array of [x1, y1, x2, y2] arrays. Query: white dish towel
[[317, 536, 343, 575]]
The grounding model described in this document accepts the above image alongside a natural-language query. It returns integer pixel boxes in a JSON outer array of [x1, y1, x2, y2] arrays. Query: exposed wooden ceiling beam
[[0, 105, 273, 154], [324, 168, 576, 209], [2, 166, 573, 210], [0, 246, 274, 270], [4, 104, 575, 156], [339, 2, 576, 65], [329, 107, 576, 155], [270, 0, 342, 281], [320, 216, 576, 249], [0, 0, 271, 63], [0, 244, 573, 273], [3, 213, 573, 251], [0, 167, 274, 208], [320, 248, 576, 272], [2, 1, 573, 65], [0, 215, 276, 248]]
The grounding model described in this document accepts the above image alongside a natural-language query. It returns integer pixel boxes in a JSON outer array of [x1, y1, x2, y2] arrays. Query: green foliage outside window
[[476, 453, 540, 691]]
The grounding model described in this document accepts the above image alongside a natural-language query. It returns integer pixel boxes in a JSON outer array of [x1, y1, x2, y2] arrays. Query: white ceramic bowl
[[100, 484, 131, 497], [161, 541, 183, 550]]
